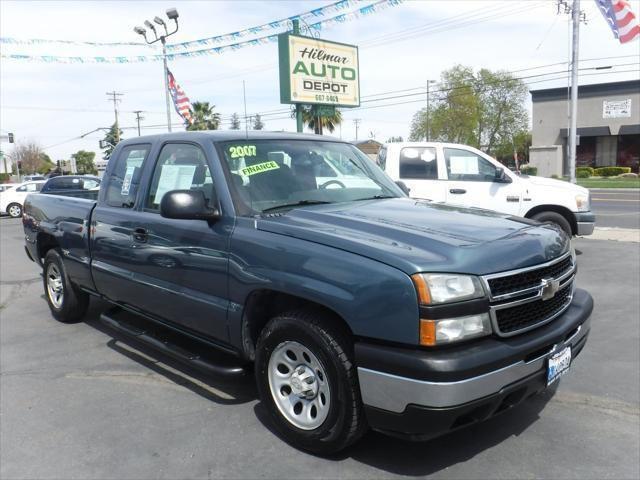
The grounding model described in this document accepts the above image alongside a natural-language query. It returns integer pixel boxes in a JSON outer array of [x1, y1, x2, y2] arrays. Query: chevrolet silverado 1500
[[23, 131, 593, 454]]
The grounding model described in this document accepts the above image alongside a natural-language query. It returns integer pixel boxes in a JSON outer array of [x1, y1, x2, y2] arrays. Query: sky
[[1, 0, 639, 162]]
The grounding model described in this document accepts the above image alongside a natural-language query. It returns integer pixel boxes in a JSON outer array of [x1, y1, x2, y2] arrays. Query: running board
[[99, 308, 247, 378]]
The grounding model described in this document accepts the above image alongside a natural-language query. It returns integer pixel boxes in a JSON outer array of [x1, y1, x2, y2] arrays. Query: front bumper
[[356, 288, 593, 440], [575, 211, 595, 236]]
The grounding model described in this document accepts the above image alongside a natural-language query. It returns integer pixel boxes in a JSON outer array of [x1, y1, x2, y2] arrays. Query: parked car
[[23, 132, 593, 454], [0, 180, 45, 217], [378, 142, 595, 236], [22, 175, 46, 182], [40, 175, 101, 199]]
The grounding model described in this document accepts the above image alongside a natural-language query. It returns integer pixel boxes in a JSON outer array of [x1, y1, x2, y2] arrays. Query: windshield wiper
[[261, 200, 332, 214], [352, 195, 397, 201]]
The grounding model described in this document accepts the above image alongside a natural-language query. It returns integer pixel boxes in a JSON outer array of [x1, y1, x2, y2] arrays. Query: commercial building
[[529, 80, 640, 177]]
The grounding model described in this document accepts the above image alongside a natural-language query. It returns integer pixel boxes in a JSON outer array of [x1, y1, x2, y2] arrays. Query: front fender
[[227, 220, 420, 348]]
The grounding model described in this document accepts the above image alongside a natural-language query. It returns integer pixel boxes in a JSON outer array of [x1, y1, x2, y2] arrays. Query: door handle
[[449, 188, 467, 194], [132, 227, 148, 243]]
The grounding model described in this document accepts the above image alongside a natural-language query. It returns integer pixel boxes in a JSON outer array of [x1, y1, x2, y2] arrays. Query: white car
[[0, 180, 46, 218], [378, 142, 594, 236]]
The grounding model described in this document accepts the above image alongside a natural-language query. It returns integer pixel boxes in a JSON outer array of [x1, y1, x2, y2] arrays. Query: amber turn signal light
[[411, 274, 431, 305], [419, 319, 436, 346]]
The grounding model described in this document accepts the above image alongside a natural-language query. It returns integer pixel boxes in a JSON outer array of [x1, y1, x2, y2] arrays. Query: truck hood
[[256, 198, 569, 276], [520, 175, 589, 195]]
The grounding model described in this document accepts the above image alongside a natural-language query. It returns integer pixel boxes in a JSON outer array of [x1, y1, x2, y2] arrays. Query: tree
[[37, 152, 55, 174], [187, 101, 221, 131], [72, 150, 97, 175], [409, 65, 528, 155], [230, 112, 241, 130], [101, 123, 123, 160], [11, 142, 46, 174], [252, 114, 265, 130], [298, 106, 343, 134]]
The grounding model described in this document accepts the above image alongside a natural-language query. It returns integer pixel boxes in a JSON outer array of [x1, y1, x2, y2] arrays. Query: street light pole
[[134, 8, 179, 134], [568, 0, 581, 184], [425, 79, 436, 142]]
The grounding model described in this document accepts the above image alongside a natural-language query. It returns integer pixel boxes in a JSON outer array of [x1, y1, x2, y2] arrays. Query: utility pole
[[558, 0, 586, 184], [106, 91, 123, 143], [292, 20, 303, 133], [353, 118, 361, 141], [425, 79, 436, 142], [133, 111, 144, 136]]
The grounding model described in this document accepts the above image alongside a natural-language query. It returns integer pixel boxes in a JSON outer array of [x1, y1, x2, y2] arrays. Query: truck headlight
[[575, 193, 590, 212], [420, 313, 492, 346], [411, 273, 485, 305]]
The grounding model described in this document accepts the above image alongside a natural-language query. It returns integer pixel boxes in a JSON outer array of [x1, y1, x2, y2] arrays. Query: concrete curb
[[579, 227, 640, 243]]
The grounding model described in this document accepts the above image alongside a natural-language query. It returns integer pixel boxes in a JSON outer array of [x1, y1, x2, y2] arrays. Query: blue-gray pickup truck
[[23, 131, 593, 454]]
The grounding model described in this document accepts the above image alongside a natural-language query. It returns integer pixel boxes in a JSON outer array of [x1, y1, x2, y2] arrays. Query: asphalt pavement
[[1, 216, 639, 479], [590, 189, 640, 230]]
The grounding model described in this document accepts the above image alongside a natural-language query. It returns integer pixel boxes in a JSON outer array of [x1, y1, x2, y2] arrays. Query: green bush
[[0, 173, 10, 183], [576, 167, 594, 177], [593, 166, 631, 177], [520, 166, 538, 175]]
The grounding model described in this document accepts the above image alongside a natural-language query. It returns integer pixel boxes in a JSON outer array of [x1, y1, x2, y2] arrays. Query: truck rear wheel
[[255, 310, 366, 454], [43, 249, 89, 323], [532, 211, 572, 237]]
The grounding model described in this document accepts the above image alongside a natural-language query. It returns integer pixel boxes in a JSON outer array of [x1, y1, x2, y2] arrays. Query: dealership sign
[[278, 33, 360, 107], [603, 99, 632, 119]]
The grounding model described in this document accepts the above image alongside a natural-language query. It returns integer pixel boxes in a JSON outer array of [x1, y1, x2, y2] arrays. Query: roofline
[[530, 79, 640, 102]]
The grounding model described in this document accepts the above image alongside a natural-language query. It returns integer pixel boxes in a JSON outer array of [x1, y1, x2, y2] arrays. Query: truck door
[[124, 142, 230, 341], [443, 146, 522, 215], [396, 145, 447, 202]]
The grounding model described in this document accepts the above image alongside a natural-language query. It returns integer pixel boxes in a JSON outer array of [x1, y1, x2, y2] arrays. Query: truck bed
[[23, 192, 97, 290]]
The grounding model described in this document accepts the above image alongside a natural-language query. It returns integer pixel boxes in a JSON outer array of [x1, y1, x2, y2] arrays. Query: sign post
[[278, 31, 359, 134]]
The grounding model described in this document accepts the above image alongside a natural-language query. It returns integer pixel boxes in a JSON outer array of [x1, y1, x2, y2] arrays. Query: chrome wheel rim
[[8, 205, 21, 217], [267, 340, 331, 430], [46, 263, 64, 309]]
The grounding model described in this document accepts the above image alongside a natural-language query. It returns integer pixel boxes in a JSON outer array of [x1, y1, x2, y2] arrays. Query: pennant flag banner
[[1, 0, 402, 64], [595, 0, 640, 43]]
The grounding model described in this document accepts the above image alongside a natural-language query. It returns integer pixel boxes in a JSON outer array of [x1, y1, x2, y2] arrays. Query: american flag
[[167, 69, 194, 125], [595, 0, 640, 43]]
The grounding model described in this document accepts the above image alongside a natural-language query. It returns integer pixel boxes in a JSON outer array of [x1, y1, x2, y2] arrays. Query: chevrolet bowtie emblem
[[540, 277, 560, 301]]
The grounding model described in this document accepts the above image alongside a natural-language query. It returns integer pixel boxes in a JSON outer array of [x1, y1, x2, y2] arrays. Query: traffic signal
[[8, 133, 14, 143]]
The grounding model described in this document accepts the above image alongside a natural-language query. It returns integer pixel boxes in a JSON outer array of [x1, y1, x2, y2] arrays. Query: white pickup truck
[[378, 142, 595, 236]]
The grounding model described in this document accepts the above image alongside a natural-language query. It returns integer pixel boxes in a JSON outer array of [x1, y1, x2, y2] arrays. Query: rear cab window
[[399, 147, 438, 180], [104, 145, 151, 208]]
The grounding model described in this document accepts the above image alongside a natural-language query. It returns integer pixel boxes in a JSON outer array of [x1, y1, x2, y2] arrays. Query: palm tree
[[296, 106, 342, 134], [187, 101, 221, 131]]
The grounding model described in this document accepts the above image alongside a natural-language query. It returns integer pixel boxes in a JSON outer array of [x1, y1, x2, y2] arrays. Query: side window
[[25, 183, 39, 192], [444, 148, 496, 182], [16, 185, 27, 192], [399, 147, 438, 180], [105, 145, 151, 208], [146, 143, 214, 210]]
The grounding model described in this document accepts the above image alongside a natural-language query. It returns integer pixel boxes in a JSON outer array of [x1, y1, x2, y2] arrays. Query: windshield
[[218, 140, 403, 214]]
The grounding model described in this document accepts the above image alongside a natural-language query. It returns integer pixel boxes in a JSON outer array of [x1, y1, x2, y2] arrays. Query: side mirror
[[395, 180, 411, 195], [160, 190, 221, 221], [494, 167, 512, 184]]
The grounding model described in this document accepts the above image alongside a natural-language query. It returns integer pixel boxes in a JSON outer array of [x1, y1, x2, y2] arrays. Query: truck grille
[[495, 282, 573, 334], [487, 255, 573, 297], [482, 252, 575, 337]]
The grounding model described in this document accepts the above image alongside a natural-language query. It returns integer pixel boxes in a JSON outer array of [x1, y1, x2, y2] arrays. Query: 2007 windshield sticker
[[240, 161, 280, 176], [229, 145, 257, 158]]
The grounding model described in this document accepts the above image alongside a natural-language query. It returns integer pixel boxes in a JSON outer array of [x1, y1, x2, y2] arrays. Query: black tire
[[43, 249, 89, 323], [7, 202, 22, 218], [255, 310, 367, 454], [532, 211, 573, 237]]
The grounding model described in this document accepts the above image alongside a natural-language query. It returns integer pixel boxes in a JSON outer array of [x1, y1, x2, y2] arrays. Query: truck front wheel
[[532, 211, 573, 237], [43, 249, 89, 323], [255, 311, 367, 454]]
